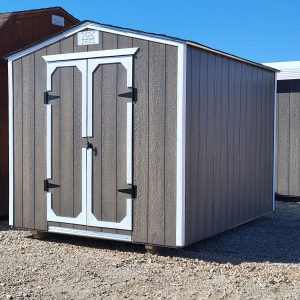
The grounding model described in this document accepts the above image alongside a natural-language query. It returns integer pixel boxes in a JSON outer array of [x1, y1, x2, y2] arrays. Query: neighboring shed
[[0, 7, 79, 217], [7, 21, 276, 248], [264, 61, 300, 199]]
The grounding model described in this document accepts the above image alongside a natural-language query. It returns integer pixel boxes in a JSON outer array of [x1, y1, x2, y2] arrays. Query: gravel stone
[[0, 201, 299, 299]]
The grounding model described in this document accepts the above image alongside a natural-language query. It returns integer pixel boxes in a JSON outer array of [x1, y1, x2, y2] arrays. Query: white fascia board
[[7, 22, 184, 62]]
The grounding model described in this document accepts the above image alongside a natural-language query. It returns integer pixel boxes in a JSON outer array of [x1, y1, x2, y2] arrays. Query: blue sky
[[1, 0, 300, 63]]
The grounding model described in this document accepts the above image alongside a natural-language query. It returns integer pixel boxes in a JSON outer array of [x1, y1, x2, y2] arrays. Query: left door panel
[[46, 62, 87, 226]]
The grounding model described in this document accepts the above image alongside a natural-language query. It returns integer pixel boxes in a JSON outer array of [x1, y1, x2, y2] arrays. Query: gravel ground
[[0, 201, 299, 300]]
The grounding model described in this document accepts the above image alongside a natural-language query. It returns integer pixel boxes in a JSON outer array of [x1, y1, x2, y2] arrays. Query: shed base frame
[[48, 226, 132, 242], [31, 230, 50, 239], [145, 245, 159, 254]]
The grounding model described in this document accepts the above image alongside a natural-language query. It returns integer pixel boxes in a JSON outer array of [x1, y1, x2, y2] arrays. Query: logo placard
[[78, 31, 100, 46]]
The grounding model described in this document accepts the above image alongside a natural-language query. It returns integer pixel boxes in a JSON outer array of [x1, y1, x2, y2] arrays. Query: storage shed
[[7, 21, 276, 247], [0, 7, 79, 217], [264, 61, 300, 199]]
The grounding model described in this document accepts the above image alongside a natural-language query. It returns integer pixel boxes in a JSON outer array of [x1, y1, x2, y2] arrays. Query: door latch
[[86, 142, 98, 155], [117, 184, 137, 199], [44, 179, 60, 192]]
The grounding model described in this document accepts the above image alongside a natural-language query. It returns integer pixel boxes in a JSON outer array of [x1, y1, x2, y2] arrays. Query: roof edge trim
[[7, 21, 184, 61], [188, 42, 278, 72]]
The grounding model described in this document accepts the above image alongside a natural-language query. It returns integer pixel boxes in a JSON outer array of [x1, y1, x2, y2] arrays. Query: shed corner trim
[[8, 60, 13, 226], [273, 72, 277, 211], [176, 43, 187, 247]]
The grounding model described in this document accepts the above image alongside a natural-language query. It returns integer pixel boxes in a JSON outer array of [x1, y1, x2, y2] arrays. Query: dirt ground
[[0, 201, 299, 300]]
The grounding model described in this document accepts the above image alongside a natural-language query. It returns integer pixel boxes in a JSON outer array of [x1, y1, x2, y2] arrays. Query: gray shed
[[7, 21, 276, 248], [264, 61, 300, 199]]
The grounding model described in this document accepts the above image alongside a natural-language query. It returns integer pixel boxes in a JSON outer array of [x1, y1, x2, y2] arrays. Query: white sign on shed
[[51, 15, 65, 27], [78, 31, 100, 45]]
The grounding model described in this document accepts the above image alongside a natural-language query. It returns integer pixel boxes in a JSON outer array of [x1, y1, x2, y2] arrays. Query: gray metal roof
[[6, 19, 277, 72], [80, 20, 278, 72]]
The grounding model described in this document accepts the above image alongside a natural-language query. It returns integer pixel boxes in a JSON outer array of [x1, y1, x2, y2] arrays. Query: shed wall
[[12, 30, 178, 246], [276, 80, 300, 197], [185, 46, 275, 245]]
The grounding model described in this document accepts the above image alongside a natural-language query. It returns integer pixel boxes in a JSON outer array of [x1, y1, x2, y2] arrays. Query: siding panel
[[148, 42, 166, 245], [22, 54, 35, 229], [132, 39, 149, 244], [164, 45, 177, 246], [34, 48, 47, 230], [185, 46, 275, 244], [276, 80, 300, 198], [289, 92, 300, 195], [13, 59, 23, 227]]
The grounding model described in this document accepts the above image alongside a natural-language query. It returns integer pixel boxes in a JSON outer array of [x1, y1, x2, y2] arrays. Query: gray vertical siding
[[133, 40, 178, 246], [12, 30, 178, 247], [185, 46, 275, 245], [276, 80, 300, 197]]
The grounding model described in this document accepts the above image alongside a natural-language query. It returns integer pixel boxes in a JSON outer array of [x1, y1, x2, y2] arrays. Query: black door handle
[[86, 142, 98, 156]]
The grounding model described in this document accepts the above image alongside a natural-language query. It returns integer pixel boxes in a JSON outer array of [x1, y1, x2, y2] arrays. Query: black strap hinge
[[117, 184, 137, 199], [44, 91, 49, 104], [118, 88, 137, 103], [44, 179, 60, 192], [44, 92, 60, 105]]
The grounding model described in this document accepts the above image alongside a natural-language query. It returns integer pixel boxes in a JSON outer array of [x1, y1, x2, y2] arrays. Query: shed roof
[[0, 7, 78, 31], [263, 61, 300, 80], [7, 19, 276, 72]]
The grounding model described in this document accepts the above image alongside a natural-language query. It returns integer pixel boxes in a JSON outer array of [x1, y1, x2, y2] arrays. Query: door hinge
[[118, 88, 137, 103], [44, 92, 60, 105], [44, 179, 60, 192], [117, 184, 137, 199], [44, 91, 49, 104]]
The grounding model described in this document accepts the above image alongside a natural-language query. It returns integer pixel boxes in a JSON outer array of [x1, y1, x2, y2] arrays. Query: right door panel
[[87, 61, 133, 232]]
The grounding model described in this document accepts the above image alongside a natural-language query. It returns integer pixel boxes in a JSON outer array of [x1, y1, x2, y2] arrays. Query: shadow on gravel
[[37, 233, 146, 254], [0, 219, 11, 232], [21, 201, 300, 265], [162, 201, 300, 264]]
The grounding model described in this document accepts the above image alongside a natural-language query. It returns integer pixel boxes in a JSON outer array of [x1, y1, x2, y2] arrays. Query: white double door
[[43, 48, 138, 231]]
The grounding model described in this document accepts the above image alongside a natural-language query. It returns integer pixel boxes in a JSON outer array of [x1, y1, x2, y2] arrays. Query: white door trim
[[86, 56, 134, 231], [44, 50, 136, 230], [44, 60, 88, 225], [87, 55, 135, 137], [44, 59, 88, 137], [126, 102, 133, 184], [43, 48, 139, 63], [48, 226, 132, 242], [86, 148, 132, 230]]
